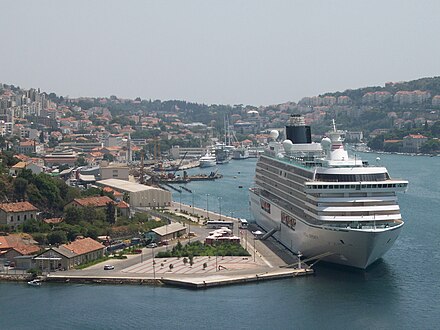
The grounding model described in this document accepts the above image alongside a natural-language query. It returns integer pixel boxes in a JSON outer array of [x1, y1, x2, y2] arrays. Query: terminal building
[[96, 179, 171, 208]]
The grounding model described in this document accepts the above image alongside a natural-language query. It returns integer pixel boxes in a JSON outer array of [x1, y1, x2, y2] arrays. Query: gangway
[[282, 252, 334, 269], [259, 227, 279, 240]]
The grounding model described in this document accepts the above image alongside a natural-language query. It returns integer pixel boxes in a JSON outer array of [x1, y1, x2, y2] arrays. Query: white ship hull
[[199, 160, 216, 168], [232, 148, 249, 160], [250, 190, 403, 269]]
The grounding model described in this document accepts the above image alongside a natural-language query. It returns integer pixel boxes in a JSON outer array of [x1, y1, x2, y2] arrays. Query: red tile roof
[[62, 237, 104, 255], [117, 201, 130, 209], [406, 134, 427, 139], [43, 218, 64, 224], [0, 234, 39, 254], [12, 245, 41, 255], [0, 201, 38, 213], [72, 196, 115, 207]]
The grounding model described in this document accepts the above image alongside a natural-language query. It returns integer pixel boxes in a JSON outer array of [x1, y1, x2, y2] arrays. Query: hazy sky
[[2, 1, 440, 106]]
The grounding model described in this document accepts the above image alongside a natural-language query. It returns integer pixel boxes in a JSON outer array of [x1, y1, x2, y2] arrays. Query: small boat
[[27, 279, 42, 287]]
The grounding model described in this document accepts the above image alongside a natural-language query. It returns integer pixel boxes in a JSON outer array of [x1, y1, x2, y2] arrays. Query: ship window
[[329, 185, 333, 189], [367, 184, 371, 188], [351, 185, 355, 189], [372, 184, 377, 188], [315, 173, 389, 182]]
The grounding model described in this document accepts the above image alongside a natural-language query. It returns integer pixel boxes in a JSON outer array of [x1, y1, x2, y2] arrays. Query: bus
[[239, 218, 248, 229], [206, 220, 234, 230]]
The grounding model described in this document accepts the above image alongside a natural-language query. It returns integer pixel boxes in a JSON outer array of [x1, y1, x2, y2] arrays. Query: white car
[[103, 265, 115, 270]]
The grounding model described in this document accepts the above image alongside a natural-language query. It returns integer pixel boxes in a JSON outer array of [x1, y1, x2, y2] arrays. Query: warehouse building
[[96, 179, 171, 208]]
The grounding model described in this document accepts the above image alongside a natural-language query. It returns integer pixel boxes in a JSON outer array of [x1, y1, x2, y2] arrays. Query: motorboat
[[27, 279, 42, 287]]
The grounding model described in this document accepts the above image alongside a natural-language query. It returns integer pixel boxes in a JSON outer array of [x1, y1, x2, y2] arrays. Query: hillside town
[[0, 77, 439, 275]]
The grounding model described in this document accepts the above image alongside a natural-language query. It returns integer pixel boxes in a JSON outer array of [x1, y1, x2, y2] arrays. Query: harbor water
[[1, 154, 439, 329]]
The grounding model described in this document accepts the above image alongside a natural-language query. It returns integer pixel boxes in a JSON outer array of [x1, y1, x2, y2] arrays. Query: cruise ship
[[249, 115, 408, 269]]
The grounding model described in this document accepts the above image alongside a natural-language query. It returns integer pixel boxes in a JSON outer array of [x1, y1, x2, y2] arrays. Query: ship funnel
[[285, 115, 311, 144]]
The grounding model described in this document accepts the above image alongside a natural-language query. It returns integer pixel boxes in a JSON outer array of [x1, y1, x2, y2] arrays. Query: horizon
[[2, 1, 440, 106]]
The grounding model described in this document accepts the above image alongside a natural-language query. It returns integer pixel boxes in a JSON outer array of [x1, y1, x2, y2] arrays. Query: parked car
[[146, 243, 157, 248], [103, 265, 115, 270]]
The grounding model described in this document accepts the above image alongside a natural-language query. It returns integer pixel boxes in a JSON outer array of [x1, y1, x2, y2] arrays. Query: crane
[[172, 151, 188, 177]]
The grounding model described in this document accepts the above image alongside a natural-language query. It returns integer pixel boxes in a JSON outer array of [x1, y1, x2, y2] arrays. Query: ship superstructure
[[249, 115, 408, 268]]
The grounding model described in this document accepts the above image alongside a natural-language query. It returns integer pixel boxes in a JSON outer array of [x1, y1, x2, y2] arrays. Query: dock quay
[[44, 267, 313, 289]]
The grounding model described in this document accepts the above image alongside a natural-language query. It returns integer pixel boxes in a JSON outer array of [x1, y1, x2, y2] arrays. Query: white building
[[99, 163, 130, 181], [96, 179, 171, 208]]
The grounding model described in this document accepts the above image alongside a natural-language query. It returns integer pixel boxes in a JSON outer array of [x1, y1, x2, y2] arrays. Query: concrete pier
[[45, 267, 313, 288]]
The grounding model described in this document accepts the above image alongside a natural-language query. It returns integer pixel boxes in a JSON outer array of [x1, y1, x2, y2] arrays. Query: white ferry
[[249, 115, 408, 269]]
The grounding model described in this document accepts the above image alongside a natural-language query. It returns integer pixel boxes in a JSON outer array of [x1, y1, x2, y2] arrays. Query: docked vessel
[[27, 279, 42, 287], [249, 115, 408, 269], [214, 143, 234, 164], [199, 151, 217, 168], [232, 146, 250, 160]]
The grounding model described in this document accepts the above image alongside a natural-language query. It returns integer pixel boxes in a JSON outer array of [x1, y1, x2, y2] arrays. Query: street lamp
[[206, 194, 210, 219], [179, 190, 182, 212], [253, 236, 256, 262], [165, 220, 168, 251], [152, 246, 156, 281], [218, 197, 222, 221], [188, 220, 191, 244], [191, 190, 195, 215]]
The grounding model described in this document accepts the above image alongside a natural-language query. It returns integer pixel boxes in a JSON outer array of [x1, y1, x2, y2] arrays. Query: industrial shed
[[96, 179, 171, 208]]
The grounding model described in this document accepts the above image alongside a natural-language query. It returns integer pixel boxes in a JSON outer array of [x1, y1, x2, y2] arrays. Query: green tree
[[367, 135, 385, 150], [32, 233, 47, 245], [75, 156, 88, 167], [105, 202, 116, 224], [39, 131, 45, 143], [47, 230, 67, 245], [420, 140, 440, 154], [103, 153, 114, 162], [13, 177, 28, 201], [22, 219, 44, 233], [64, 206, 84, 225]]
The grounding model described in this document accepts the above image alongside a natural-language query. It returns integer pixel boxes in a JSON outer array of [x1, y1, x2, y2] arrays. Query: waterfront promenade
[[44, 203, 312, 288]]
